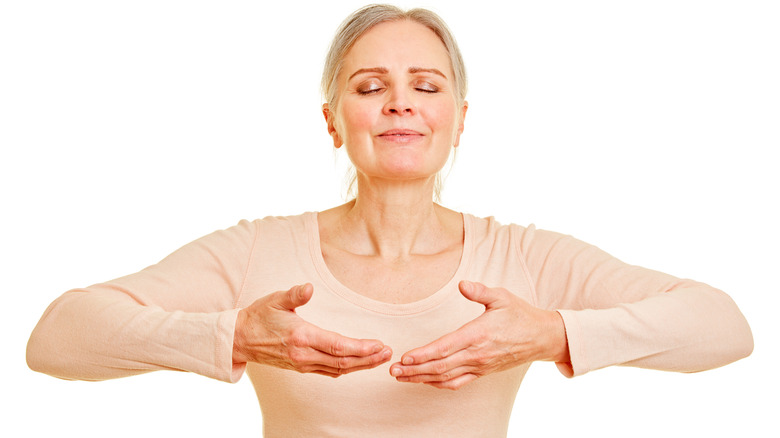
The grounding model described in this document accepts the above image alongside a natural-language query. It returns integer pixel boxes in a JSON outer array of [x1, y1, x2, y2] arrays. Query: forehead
[[341, 20, 452, 78]]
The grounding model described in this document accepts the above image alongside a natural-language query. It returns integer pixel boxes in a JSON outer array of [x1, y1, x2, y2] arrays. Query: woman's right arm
[[27, 219, 391, 382], [26, 220, 258, 382]]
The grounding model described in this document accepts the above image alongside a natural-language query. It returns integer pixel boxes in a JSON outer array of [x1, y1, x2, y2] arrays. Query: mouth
[[378, 129, 424, 138]]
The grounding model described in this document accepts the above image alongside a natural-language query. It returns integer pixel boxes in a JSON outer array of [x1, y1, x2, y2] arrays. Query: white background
[[2, 0, 778, 436]]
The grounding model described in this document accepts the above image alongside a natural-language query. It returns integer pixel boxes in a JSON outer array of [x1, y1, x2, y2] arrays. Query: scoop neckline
[[304, 211, 474, 316]]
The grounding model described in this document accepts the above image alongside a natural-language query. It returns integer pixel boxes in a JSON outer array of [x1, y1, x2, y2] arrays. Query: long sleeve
[[26, 220, 259, 383], [516, 225, 753, 378]]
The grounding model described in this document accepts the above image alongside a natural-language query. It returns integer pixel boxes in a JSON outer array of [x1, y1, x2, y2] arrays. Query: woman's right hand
[[232, 283, 392, 377]]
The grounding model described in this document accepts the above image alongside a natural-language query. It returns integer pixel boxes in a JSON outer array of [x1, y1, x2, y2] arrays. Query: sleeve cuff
[[555, 309, 588, 378], [215, 308, 246, 383]]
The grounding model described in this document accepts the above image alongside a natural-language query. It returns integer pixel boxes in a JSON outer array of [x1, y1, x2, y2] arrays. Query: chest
[[321, 246, 463, 304], [247, 289, 528, 437]]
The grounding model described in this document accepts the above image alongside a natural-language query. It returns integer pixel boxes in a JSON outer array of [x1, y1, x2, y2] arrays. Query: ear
[[453, 101, 468, 148], [322, 103, 343, 149]]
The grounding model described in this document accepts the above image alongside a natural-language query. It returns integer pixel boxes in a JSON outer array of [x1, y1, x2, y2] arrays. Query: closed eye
[[415, 82, 440, 93], [356, 81, 384, 95], [357, 87, 383, 95]]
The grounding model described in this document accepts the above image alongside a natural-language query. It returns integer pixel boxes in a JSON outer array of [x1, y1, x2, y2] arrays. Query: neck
[[335, 176, 456, 259]]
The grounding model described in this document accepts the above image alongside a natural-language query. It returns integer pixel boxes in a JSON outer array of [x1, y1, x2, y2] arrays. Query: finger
[[274, 283, 313, 311], [392, 352, 480, 388], [332, 347, 393, 373], [328, 347, 393, 374], [395, 365, 473, 383], [459, 281, 505, 309], [391, 348, 471, 378], [305, 325, 386, 358], [293, 347, 392, 376], [301, 347, 393, 373], [424, 373, 479, 390], [398, 327, 476, 366]]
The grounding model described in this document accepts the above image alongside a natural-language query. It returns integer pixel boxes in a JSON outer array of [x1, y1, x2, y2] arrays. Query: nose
[[382, 88, 416, 116]]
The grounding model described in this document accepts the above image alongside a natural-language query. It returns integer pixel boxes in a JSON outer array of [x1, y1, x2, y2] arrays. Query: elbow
[[698, 294, 754, 370], [674, 286, 754, 372], [26, 328, 60, 378], [719, 292, 754, 365], [692, 324, 753, 373], [26, 296, 86, 380], [27, 340, 49, 376], [730, 314, 754, 363], [27, 320, 72, 380]]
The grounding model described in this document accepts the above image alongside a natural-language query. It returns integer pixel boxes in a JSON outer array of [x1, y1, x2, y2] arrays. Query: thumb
[[275, 283, 314, 311], [459, 281, 504, 309]]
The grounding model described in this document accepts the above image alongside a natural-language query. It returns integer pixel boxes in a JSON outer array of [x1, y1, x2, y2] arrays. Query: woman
[[27, 4, 753, 437]]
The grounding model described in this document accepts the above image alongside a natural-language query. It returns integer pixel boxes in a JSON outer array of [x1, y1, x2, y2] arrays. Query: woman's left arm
[[390, 226, 753, 389], [522, 227, 753, 378]]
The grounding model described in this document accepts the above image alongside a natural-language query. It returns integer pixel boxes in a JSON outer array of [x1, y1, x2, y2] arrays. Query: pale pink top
[[27, 213, 753, 437]]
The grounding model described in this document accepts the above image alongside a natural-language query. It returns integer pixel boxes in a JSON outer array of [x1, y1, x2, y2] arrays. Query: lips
[[378, 129, 424, 138]]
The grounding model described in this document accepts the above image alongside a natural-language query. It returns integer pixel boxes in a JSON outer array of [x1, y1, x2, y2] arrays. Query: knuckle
[[369, 352, 383, 364], [330, 339, 346, 356], [359, 343, 374, 356], [336, 356, 349, 371], [473, 329, 490, 343], [288, 329, 309, 348], [474, 355, 491, 366], [433, 362, 449, 375], [288, 348, 306, 365]]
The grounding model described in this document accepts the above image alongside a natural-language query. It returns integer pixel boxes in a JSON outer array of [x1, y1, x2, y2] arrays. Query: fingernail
[[372, 344, 383, 354], [391, 368, 402, 376], [402, 357, 413, 365], [461, 281, 473, 293]]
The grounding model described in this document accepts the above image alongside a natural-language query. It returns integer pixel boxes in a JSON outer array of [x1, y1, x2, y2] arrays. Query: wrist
[[546, 310, 571, 364], [232, 309, 249, 365]]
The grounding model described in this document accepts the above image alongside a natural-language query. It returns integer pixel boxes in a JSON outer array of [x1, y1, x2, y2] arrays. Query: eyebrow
[[348, 66, 448, 81]]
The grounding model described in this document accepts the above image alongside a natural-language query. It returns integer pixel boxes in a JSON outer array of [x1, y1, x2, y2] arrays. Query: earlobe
[[322, 103, 343, 149], [453, 101, 468, 147]]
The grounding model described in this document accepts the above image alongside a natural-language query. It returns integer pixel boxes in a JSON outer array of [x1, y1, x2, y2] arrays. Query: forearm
[[28, 220, 258, 382], [555, 282, 753, 377], [27, 288, 244, 382]]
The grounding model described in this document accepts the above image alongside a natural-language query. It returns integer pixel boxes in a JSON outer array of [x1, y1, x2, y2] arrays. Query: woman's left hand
[[389, 281, 570, 390]]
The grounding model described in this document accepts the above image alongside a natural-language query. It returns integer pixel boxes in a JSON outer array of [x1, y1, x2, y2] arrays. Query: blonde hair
[[322, 4, 467, 200]]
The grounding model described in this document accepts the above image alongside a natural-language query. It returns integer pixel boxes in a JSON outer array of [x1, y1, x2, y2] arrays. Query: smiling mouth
[[378, 130, 423, 138]]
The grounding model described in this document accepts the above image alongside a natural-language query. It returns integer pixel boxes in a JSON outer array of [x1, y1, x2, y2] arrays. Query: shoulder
[[185, 212, 312, 253], [238, 211, 314, 251], [465, 213, 581, 258], [466, 213, 535, 245], [247, 211, 311, 231]]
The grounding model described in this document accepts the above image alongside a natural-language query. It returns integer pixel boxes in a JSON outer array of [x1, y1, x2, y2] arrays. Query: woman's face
[[324, 19, 467, 186]]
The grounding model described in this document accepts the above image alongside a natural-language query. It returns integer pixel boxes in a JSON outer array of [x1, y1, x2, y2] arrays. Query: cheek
[[338, 105, 375, 142], [425, 101, 459, 137]]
